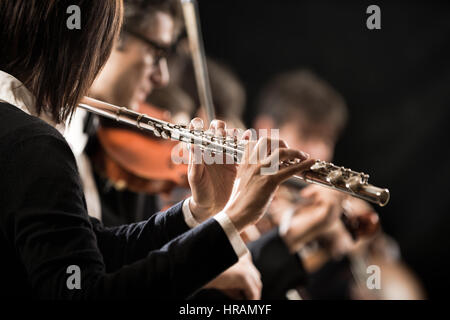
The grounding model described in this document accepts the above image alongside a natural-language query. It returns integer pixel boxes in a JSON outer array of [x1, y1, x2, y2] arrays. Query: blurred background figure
[[252, 69, 425, 299], [254, 70, 347, 162]]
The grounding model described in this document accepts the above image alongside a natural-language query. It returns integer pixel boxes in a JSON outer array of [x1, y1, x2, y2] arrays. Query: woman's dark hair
[[0, 0, 123, 123]]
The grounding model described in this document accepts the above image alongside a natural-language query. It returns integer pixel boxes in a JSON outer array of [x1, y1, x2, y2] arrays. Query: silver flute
[[78, 97, 390, 207]]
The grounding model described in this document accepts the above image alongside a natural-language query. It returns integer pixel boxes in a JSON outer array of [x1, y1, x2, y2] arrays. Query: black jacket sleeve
[[89, 201, 192, 272], [0, 125, 237, 299], [248, 228, 307, 299]]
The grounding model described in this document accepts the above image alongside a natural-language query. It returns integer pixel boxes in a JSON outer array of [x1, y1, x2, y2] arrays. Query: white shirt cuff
[[213, 211, 249, 258], [182, 198, 200, 228], [182, 198, 248, 258]]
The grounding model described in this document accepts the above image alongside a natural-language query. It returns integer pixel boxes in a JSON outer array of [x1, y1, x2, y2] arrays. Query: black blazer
[[248, 228, 307, 299], [0, 103, 238, 299]]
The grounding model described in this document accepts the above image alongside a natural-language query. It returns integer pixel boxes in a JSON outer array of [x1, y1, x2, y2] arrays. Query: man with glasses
[[89, 1, 178, 111]]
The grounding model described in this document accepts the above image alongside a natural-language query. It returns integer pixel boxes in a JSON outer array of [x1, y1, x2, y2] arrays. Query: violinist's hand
[[316, 197, 380, 257], [204, 254, 262, 300], [280, 185, 345, 253], [187, 118, 239, 222], [314, 219, 355, 258]]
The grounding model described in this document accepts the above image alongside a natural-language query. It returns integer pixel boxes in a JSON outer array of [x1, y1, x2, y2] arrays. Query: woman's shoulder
[[0, 102, 79, 184], [0, 102, 66, 149]]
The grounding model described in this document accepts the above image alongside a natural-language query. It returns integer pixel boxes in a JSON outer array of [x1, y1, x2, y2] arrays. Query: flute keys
[[345, 175, 364, 192], [152, 128, 161, 138], [147, 122, 155, 131], [161, 130, 170, 139], [310, 160, 327, 171], [147, 122, 162, 137], [326, 169, 344, 185]]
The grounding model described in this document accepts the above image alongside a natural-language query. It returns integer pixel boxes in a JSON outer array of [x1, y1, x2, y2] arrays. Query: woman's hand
[[187, 118, 240, 222], [223, 134, 315, 232]]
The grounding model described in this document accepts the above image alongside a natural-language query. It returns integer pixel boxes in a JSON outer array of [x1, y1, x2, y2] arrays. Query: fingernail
[[300, 151, 310, 159], [192, 118, 203, 130], [242, 129, 252, 140]]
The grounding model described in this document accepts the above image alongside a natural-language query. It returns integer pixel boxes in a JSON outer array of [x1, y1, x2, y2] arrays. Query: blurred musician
[[253, 69, 424, 299]]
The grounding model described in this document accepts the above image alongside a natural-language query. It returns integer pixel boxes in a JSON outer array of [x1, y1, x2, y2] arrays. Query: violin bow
[[181, 0, 216, 123]]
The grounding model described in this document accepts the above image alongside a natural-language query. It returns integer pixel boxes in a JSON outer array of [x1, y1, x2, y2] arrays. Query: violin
[[92, 102, 189, 195]]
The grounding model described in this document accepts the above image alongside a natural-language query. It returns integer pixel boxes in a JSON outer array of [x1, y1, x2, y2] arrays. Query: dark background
[[198, 0, 450, 298]]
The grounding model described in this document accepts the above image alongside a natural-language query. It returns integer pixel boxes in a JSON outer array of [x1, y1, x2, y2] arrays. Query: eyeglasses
[[123, 28, 174, 65]]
